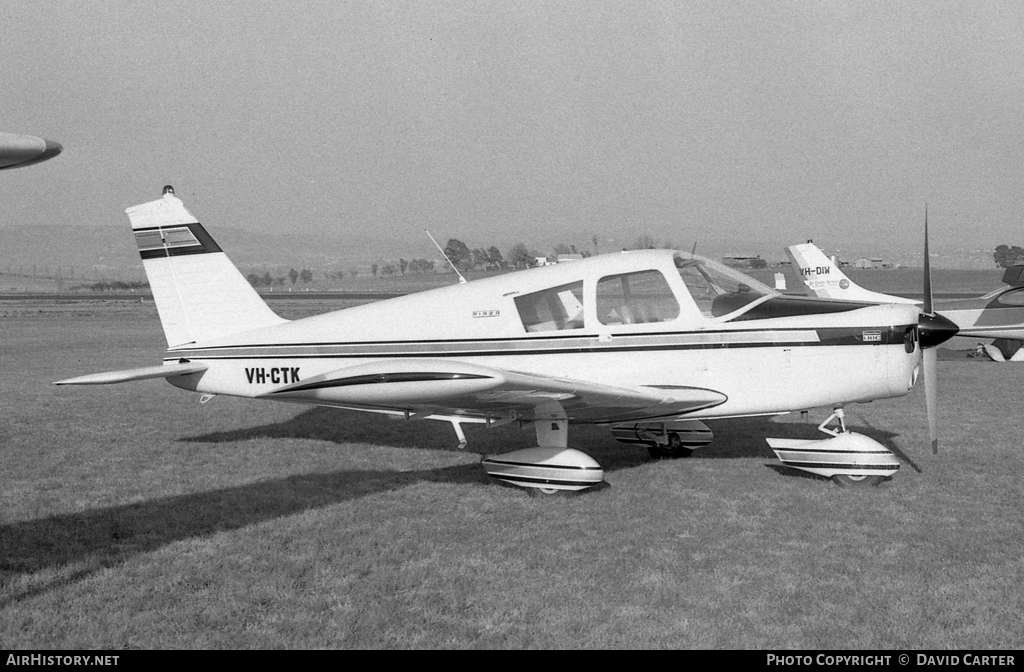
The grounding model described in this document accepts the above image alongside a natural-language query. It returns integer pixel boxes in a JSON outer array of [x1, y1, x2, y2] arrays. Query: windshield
[[673, 252, 778, 318]]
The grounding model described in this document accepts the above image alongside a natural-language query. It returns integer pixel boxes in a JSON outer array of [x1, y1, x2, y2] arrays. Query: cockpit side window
[[514, 281, 585, 332], [597, 270, 680, 325]]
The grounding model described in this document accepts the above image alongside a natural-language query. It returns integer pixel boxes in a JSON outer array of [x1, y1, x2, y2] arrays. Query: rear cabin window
[[597, 270, 680, 325], [514, 282, 585, 332], [995, 288, 1024, 306]]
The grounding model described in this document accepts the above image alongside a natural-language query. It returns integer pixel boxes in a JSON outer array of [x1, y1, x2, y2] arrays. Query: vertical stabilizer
[[785, 242, 918, 304], [127, 187, 286, 348]]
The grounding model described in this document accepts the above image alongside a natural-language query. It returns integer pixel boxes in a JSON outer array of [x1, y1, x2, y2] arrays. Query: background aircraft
[[0, 132, 62, 170], [786, 241, 1024, 362], [56, 187, 959, 493]]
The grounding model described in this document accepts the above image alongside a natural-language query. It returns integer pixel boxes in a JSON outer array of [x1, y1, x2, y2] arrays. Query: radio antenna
[[426, 230, 467, 284]]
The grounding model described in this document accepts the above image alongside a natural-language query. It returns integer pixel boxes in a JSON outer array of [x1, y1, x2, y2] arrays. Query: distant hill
[[0, 223, 1001, 280], [0, 224, 435, 279]]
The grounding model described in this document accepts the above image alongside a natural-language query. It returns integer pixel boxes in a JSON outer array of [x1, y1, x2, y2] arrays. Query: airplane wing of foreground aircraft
[[786, 241, 1024, 362], [56, 187, 960, 494]]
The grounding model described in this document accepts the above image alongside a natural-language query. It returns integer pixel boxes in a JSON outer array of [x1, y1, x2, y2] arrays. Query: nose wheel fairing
[[767, 434, 900, 480], [767, 408, 899, 484]]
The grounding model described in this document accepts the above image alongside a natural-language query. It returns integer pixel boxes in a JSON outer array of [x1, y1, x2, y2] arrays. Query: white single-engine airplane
[[56, 188, 960, 492], [787, 241, 1024, 362]]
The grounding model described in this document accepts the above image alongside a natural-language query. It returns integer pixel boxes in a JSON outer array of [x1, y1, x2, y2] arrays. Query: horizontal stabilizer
[[54, 362, 208, 385]]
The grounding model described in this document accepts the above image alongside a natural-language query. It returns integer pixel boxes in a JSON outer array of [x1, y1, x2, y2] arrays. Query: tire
[[526, 486, 562, 497], [646, 433, 695, 459], [831, 474, 885, 487]]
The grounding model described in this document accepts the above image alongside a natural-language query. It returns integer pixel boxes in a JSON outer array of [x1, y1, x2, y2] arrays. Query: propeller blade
[[923, 204, 936, 452], [917, 205, 955, 453], [923, 346, 939, 453], [923, 204, 933, 314]]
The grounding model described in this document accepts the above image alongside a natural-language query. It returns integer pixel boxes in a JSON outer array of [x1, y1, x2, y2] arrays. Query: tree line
[[246, 268, 315, 288], [994, 245, 1024, 268], [243, 234, 676, 287], [85, 280, 150, 292], [442, 239, 599, 272]]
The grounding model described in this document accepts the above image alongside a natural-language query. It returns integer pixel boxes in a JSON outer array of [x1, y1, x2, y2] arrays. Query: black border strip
[[781, 461, 900, 471], [275, 372, 492, 393]]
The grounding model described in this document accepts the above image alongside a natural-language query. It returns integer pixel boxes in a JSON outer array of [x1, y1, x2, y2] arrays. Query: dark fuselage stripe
[[167, 324, 912, 359], [169, 325, 903, 350], [167, 337, 910, 361]]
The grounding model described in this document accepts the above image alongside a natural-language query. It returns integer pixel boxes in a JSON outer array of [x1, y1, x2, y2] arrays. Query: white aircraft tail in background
[[788, 240, 1024, 363], [126, 186, 287, 348], [785, 242, 917, 304]]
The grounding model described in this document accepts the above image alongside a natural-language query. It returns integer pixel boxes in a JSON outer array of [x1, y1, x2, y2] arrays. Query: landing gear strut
[[611, 420, 713, 458], [646, 431, 693, 459]]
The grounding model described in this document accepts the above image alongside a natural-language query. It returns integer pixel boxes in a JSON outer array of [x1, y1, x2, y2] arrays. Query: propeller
[[917, 206, 960, 453]]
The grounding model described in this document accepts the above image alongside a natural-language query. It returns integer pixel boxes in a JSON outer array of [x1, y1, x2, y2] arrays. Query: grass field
[[2, 298, 1023, 649]]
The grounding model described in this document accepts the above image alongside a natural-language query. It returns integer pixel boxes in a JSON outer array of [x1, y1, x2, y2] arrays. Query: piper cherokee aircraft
[[56, 187, 960, 493], [0, 132, 62, 170], [786, 241, 1024, 362]]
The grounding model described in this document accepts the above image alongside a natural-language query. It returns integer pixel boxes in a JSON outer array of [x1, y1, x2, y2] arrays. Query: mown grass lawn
[[2, 301, 1022, 649]]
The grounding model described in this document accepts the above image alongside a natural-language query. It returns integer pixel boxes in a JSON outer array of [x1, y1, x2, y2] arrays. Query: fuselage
[[164, 250, 923, 422]]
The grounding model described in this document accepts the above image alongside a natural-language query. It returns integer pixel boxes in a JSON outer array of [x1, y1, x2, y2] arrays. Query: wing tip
[[54, 362, 207, 385]]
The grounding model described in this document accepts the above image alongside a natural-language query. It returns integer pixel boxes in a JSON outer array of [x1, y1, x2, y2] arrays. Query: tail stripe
[[135, 223, 222, 259]]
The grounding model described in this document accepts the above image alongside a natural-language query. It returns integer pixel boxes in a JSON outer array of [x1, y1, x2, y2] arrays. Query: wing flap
[[262, 359, 726, 422], [54, 362, 208, 385]]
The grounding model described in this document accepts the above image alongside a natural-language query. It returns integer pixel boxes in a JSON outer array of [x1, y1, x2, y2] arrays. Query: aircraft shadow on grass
[[0, 408, 905, 607], [0, 460, 482, 608]]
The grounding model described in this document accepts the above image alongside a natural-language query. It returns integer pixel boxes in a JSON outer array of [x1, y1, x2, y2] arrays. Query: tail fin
[[128, 186, 286, 348], [784, 242, 918, 305]]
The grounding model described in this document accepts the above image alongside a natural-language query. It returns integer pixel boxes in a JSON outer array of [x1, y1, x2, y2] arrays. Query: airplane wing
[[0, 133, 62, 170], [54, 362, 208, 385], [260, 358, 727, 424]]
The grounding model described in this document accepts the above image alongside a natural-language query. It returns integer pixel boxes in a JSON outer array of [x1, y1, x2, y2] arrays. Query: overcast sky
[[2, 0, 1023, 265]]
